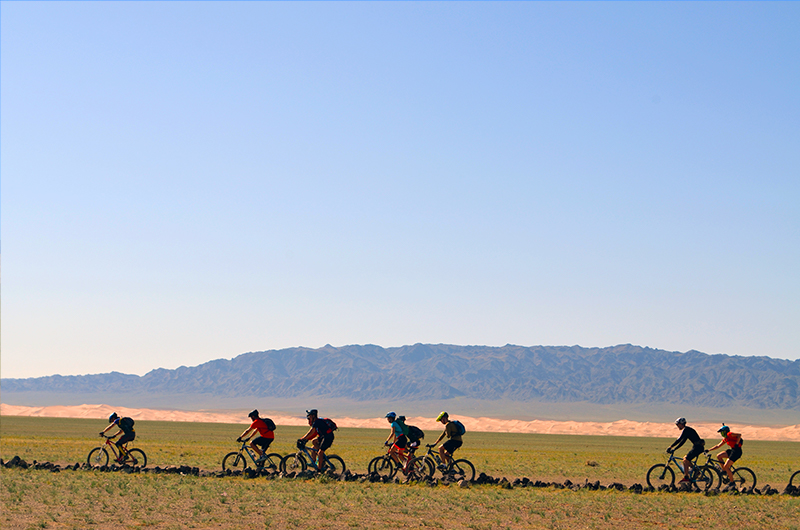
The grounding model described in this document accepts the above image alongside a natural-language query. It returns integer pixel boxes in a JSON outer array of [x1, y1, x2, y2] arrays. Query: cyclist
[[666, 417, 705, 483], [383, 412, 409, 469], [299, 409, 335, 471], [236, 409, 275, 463], [706, 424, 743, 487], [431, 411, 462, 470], [99, 412, 135, 463]]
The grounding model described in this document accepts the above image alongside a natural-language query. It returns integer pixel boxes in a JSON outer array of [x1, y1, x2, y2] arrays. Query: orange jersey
[[250, 418, 274, 439]]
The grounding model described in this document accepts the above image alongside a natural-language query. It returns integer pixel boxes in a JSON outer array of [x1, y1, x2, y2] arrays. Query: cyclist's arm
[[300, 427, 317, 441], [432, 430, 446, 445], [707, 440, 724, 452], [385, 428, 396, 445]]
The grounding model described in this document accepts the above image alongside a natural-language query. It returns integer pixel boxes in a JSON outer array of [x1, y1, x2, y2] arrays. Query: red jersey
[[723, 432, 742, 448], [250, 418, 274, 439]]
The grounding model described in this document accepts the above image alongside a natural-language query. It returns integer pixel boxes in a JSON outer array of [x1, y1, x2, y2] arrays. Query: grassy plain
[[1, 416, 799, 529]]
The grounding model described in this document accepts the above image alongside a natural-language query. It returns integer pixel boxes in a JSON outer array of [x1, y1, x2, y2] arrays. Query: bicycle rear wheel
[[323, 455, 346, 474], [732, 467, 757, 491], [126, 448, 147, 468], [87, 447, 109, 467], [222, 451, 248, 472], [646, 463, 675, 489], [279, 453, 307, 474], [695, 466, 717, 491], [448, 459, 476, 482], [259, 453, 283, 472], [406, 456, 433, 480], [790, 470, 800, 487]]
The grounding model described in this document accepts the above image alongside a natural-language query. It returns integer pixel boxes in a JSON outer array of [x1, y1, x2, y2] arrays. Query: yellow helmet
[[436, 411, 448, 421]]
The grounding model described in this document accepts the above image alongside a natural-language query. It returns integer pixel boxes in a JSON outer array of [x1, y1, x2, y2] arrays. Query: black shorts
[[393, 435, 408, 449], [685, 444, 704, 461], [725, 446, 742, 462], [116, 432, 135, 448], [318, 433, 334, 451], [443, 440, 462, 454], [252, 437, 273, 450]]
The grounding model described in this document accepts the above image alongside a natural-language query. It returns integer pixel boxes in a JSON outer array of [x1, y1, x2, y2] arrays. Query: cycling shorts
[[116, 432, 135, 448], [443, 439, 462, 454], [318, 433, 334, 451], [725, 446, 742, 462], [393, 435, 408, 450], [685, 444, 704, 461], [252, 437, 273, 450]]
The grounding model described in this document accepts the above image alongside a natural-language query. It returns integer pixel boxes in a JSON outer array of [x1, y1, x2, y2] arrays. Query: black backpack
[[119, 417, 135, 431], [407, 425, 424, 442], [263, 417, 276, 431], [324, 418, 338, 432]]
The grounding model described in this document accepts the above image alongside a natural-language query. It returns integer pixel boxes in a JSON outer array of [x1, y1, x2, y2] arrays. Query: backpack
[[451, 420, 466, 436], [263, 417, 276, 431], [119, 417, 135, 431], [407, 425, 425, 442], [324, 418, 338, 432], [396, 415, 410, 437]]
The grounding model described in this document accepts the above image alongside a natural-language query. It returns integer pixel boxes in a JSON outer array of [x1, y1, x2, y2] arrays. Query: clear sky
[[1, 2, 798, 379]]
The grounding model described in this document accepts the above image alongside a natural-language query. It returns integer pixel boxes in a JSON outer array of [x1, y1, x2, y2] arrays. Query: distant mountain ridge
[[3, 344, 799, 410]]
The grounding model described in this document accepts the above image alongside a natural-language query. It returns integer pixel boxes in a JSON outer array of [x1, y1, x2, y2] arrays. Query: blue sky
[[2, 2, 798, 379]]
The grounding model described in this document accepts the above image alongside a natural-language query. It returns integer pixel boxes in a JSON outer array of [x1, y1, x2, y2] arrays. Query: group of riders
[[666, 417, 745, 489], [100, 410, 745, 483]]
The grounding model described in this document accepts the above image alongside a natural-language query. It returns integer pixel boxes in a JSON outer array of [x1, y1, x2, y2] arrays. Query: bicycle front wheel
[[646, 463, 675, 489], [87, 447, 109, 466], [127, 449, 147, 468], [280, 453, 307, 474], [449, 459, 476, 482], [369, 456, 396, 479], [732, 467, 757, 491], [260, 453, 283, 472], [323, 455, 346, 474], [222, 452, 248, 472], [696, 466, 717, 491]]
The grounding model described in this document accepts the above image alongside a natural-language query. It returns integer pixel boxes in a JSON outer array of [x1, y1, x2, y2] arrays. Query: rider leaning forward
[[706, 424, 743, 487], [431, 411, 462, 470], [666, 417, 705, 483], [299, 409, 335, 470], [237, 409, 275, 463], [100, 412, 135, 463]]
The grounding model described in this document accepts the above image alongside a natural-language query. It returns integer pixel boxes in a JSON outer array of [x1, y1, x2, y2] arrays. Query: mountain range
[[3, 344, 799, 411]]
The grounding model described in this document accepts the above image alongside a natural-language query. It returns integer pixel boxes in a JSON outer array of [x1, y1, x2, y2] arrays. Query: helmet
[[248, 409, 259, 419], [306, 409, 318, 418], [718, 425, 730, 434], [674, 417, 686, 426], [108, 412, 119, 423], [436, 411, 449, 421], [385, 412, 396, 419]]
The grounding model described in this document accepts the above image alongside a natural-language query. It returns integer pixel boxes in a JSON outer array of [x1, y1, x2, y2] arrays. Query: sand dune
[[3, 403, 799, 442]]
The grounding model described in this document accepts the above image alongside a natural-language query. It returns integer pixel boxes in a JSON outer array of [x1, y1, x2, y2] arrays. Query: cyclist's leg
[[722, 447, 741, 483], [116, 433, 134, 462], [683, 446, 702, 480], [317, 434, 334, 469]]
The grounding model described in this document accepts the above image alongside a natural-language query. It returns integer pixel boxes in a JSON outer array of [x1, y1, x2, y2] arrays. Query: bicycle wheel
[[323, 454, 346, 474], [646, 463, 675, 489], [732, 467, 757, 491], [280, 453, 307, 473], [695, 466, 717, 491], [406, 456, 433, 480], [87, 447, 109, 466], [126, 449, 147, 468], [369, 456, 396, 479], [448, 459, 476, 482], [790, 470, 800, 487], [259, 453, 283, 472], [222, 451, 248, 472]]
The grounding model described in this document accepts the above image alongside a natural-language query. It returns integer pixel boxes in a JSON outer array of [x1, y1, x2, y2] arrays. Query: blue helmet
[[385, 411, 396, 419]]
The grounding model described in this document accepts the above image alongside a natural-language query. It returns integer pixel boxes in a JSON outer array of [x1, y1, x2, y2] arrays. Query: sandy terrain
[[3, 402, 799, 442]]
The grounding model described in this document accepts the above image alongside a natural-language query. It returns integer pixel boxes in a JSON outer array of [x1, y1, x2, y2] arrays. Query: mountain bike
[[368, 443, 427, 480], [408, 444, 476, 482], [701, 452, 757, 491], [279, 439, 346, 474], [222, 438, 282, 472], [87, 435, 147, 467], [646, 451, 716, 491]]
